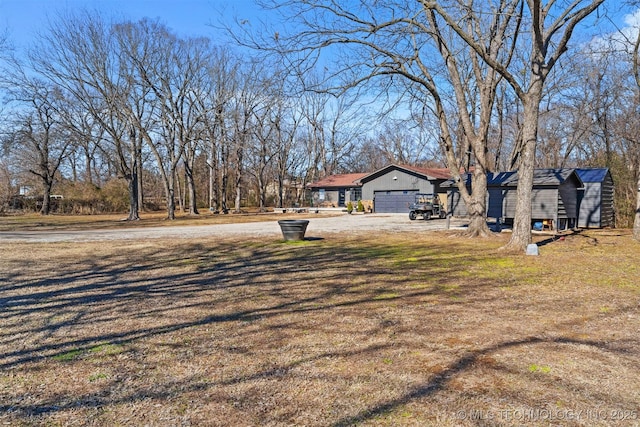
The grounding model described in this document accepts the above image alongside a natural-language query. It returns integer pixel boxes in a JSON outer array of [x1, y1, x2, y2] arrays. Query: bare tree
[[66, 111, 103, 184], [199, 48, 242, 214], [4, 77, 72, 214], [225, 61, 263, 213], [428, 0, 605, 249], [180, 39, 214, 216], [115, 20, 212, 219], [375, 118, 436, 165], [248, 67, 305, 210], [32, 12, 145, 220], [0, 158, 12, 213], [0, 28, 9, 63], [239, 0, 523, 236], [632, 22, 640, 240], [273, 108, 303, 207], [347, 136, 391, 172], [297, 83, 364, 184]]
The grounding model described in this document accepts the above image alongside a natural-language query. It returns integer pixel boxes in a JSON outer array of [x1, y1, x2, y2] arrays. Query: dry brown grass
[[0, 227, 639, 426], [0, 210, 330, 232]]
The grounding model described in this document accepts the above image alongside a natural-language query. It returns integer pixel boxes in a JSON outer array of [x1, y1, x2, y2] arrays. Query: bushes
[[51, 179, 130, 214], [346, 201, 353, 214], [347, 200, 367, 214]]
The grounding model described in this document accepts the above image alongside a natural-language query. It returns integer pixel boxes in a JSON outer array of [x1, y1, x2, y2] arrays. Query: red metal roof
[[400, 164, 452, 180], [307, 165, 453, 189], [307, 173, 368, 188]]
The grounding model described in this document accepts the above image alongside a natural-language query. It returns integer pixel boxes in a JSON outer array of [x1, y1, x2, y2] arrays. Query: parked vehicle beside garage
[[408, 193, 446, 220]]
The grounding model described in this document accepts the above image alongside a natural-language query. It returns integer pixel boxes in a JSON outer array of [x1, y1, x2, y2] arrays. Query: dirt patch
[[0, 229, 638, 425]]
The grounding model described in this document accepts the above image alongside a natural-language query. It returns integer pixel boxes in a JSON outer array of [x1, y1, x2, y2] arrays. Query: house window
[[319, 189, 325, 201], [351, 188, 362, 201]]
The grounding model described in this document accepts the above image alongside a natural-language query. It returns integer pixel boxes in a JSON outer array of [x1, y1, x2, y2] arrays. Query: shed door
[[487, 188, 504, 219], [374, 190, 417, 213]]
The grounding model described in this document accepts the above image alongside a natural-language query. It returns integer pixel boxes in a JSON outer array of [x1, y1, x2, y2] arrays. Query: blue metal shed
[[575, 168, 615, 228], [488, 169, 583, 230]]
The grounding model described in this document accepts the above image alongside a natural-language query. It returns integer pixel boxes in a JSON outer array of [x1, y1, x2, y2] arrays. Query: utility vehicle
[[408, 193, 446, 220]]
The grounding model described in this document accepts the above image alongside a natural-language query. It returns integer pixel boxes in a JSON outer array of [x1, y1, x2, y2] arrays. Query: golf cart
[[408, 193, 446, 220]]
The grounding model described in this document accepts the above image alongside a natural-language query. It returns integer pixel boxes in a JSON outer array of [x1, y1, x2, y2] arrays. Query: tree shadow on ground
[[0, 238, 482, 367], [331, 334, 637, 426], [0, 234, 638, 423]]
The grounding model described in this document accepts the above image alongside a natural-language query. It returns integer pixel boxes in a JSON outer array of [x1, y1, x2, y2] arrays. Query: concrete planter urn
[[278, 219, 309, 241]]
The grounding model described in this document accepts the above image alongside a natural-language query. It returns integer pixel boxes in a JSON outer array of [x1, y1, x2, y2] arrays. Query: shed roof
[[306, 173, 368, 189], [575, 168, 610, 183], [443, 168, 586, 188], [440, 171, 512, 188], [489, 168, 581, 187], [487, 171, 516, 185]]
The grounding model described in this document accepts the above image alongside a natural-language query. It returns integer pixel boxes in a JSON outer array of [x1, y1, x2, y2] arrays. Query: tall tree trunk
[[503, 89, 542, 251], [257, 175, 266, 212], [277, 175, 285, 209], [136, 144, 144, 212], [466, 168, 490, 237], [40, 180, 53, 215], [208, 150, 219, 213], [221, 171, 228, 213], [234, 174, 242, 213], [126, 134, 141, 221], [84, 150, 93, 184], [164, 168, 176, 220], [208, 156, 215, 212], [234, 146, 243, 213], [186, 164, 199, 215], [175, 170, 184, 214], [126, 170, 140, 221], [220, 139, 229, 214], [634, 174, 640, 241], [70, 157, 78, 182]]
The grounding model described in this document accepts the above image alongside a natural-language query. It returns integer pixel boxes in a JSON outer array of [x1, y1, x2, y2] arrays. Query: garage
[[356, 164, 451, 213], [374, 190, 417, 213]]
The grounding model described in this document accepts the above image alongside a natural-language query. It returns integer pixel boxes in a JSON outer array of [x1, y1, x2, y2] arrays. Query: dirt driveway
[[0, 213, 467, 242]]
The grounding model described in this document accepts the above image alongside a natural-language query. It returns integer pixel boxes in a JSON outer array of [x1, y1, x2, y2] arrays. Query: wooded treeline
[[0, 13, 401, 219], [0, 3, 639, 237]]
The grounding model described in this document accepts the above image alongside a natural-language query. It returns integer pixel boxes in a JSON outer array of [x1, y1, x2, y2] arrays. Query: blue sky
[[1, 1, 638, 44], [0, 0, 266, 49], [1, 1, 638, 56]]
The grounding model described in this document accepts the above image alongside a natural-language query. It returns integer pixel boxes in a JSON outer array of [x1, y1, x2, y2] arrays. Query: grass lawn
[[0, 222, 639, 426], [0, 210, 331, 232]]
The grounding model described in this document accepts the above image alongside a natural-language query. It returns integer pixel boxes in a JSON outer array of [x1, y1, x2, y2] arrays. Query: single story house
[[307, 164, 451, 212], [575, 168, 615, 228], [307, 173, 368, 207]]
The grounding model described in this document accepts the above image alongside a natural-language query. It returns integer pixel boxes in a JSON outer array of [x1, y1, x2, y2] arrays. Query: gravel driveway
[[0, 213, 468, 243]]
